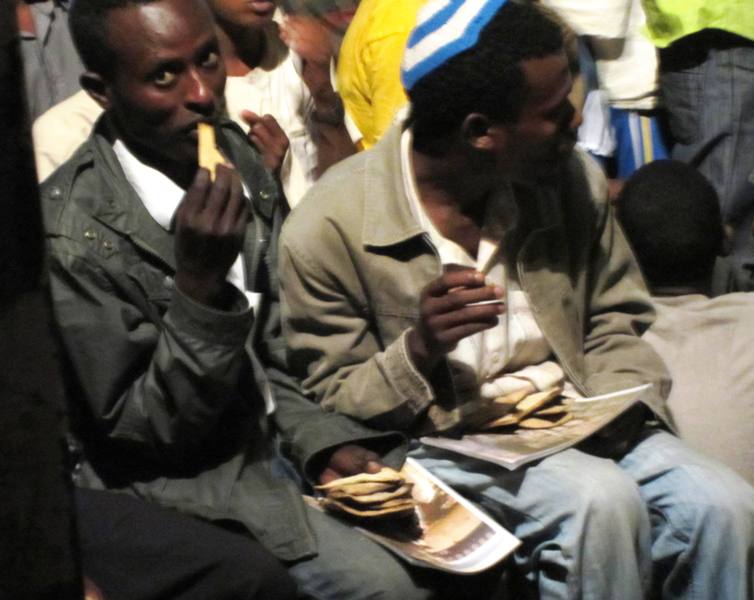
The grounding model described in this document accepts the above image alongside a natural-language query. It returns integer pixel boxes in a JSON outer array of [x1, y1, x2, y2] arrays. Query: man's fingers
[[318, 467, 340, 485], [328, 444, 382, 477], [203, 164, 235, 221], [250, 121, 275, 151], [218, 170, 246, 234], [177, 168, 211, 222], [261, 114, 287, 142], [280, 16, 334, 65], [429, 284, 504, 314], [427, 304, 501, 333], [240, 109, 261, 128], [250, 115, 289, 154], [424, 268, 486, 298]]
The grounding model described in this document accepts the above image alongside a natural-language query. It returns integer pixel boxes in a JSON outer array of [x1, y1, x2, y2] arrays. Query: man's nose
[[185, 70, 215, 113]]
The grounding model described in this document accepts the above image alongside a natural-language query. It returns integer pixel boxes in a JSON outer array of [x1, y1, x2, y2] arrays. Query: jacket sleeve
[[278, 217, 436, 433], [577, 155, 672, 419], [259, 209, 407, 482], [47, 239, 255, 468]]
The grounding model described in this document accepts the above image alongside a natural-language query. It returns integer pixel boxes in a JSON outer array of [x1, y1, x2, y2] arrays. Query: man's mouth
[[248, 0, 276, 16]]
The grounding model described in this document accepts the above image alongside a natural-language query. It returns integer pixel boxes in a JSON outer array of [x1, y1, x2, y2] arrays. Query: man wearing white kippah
[[280, 0, 754, 598]]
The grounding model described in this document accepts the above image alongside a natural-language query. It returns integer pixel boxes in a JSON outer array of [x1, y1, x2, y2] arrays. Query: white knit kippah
[[401, 0, 509, 92]]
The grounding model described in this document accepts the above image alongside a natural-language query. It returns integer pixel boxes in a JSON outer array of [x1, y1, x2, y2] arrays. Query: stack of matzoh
[[315, 467, 416, 520], [482, 385, 573, 430]]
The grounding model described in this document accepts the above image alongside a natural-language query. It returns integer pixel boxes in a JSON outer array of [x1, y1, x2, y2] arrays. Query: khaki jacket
[[280, 125, 671, 436], [41, 119, 404, 561]]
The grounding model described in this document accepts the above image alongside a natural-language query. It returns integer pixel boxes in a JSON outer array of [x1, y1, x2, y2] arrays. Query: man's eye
[[202, 51, 220, 69], [153, 70, 177, 87]]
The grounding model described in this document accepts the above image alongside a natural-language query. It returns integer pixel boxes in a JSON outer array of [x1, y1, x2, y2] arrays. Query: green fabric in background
[[642, 0, 754, 47]]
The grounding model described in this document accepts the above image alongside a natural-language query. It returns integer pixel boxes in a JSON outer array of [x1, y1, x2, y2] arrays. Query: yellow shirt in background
[[642, 0, 754, 48], [337, 0, 426, 149]]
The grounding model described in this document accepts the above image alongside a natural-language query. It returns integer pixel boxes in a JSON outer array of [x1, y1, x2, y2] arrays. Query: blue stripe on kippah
[[406, 0, 467, 50], [402, 0, 508, 91]]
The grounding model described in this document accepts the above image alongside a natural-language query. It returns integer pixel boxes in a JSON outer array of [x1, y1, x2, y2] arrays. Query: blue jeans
[[410, 429, 754, 599]]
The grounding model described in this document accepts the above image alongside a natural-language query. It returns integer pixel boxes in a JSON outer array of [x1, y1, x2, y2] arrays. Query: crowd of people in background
[[13, 0, 754, 598]]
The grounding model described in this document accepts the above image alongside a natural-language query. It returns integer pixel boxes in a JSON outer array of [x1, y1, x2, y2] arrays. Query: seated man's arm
[[47, 168, 253, 468], [276, 203, 497, 434], [583, 194, 671, 412], [269, 356, 407, 483], [258, 208, 406, 481], [279, 223, 433, 432], [49, 250, 253, 466]]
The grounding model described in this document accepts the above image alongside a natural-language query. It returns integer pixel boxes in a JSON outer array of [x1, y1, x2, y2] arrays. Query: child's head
[[617, 160, 723, 290]]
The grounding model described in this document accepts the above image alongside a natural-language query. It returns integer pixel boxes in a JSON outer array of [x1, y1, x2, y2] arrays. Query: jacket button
[[260, 190, 271, 200], [102, 240, 114, 250], [48, 186, 62, 200], [163, 276, 174, 289], [84, 229, 97, 240]]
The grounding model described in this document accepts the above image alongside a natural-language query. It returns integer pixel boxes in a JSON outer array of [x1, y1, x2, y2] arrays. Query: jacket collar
[[75, 117, 279, 272], [361, 125, 559, 248], [362, 125, 426, 248], [85, 119, 178, 271]]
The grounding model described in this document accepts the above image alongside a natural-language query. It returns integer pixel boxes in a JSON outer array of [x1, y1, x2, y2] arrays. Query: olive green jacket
[[41, 119, 403, 561], [279, 125, 671, 436]]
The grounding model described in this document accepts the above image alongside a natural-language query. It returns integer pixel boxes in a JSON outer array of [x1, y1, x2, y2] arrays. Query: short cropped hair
[[406, 1, 563, 154], [70, 0, 156, 79], [617, 160, 723, 288]]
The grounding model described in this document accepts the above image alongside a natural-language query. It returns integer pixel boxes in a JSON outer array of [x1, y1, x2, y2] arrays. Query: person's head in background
[[208, 0, 277, 33], [202, 0, 277, 77], [617, 160, 726, 297], [280, 0, 358, 39]]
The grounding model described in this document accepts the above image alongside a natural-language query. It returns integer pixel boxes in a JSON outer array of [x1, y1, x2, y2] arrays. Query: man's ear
[[460, 113, 506, 152], [80, 72, 111, 110]]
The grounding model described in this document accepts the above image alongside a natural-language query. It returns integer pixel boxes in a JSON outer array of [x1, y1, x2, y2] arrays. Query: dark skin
[[319, 444, 382, 485], [241, 109, 289, 175], [408, 269, 504, 375], [174, 166, 247, 308], [84, 0, 377, 482]]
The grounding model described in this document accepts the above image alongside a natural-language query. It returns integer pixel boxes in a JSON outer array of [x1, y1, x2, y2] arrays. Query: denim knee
[[550, 456, 646, 533], [666, 464, 754, 543]]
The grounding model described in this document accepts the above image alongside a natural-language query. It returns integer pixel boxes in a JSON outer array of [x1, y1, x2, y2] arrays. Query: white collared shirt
[[113, 139, 260, 311], [400, 128, 566, 399]]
